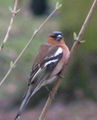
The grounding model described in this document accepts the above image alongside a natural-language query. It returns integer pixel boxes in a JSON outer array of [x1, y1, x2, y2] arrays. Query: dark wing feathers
[[32, 44, 52, 64], [28, 64, 40, 85], [28, 45, 63, 85]]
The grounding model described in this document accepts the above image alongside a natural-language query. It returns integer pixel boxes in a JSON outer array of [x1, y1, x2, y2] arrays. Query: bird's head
[[47, 31, 65, 46]]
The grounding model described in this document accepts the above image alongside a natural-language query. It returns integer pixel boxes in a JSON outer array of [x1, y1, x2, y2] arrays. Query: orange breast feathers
[[50, 45, 70, 77]]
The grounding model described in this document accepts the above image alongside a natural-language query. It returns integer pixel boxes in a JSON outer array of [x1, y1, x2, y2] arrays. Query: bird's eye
[[56, 34, 63, 41], [58, 35, 62, 38]]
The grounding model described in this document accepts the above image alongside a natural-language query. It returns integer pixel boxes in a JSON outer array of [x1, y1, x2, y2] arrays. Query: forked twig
[[38, 0, 97, 120], [0, 2, 62, 87], [0, 0, 20, 51]]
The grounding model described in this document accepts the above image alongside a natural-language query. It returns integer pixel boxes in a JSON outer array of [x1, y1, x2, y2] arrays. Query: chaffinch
[[15, 31, 70, 120]]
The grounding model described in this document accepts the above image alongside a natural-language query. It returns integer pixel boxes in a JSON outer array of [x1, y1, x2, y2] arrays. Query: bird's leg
[[45, 86, 50, 92], [45, 86, 54, 100]]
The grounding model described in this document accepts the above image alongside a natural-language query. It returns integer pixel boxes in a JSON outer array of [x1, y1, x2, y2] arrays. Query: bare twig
[[38, 0, 97, 120], [38, 76, 63, 120], [0, 0, 20, 51], [0, 2, 62, 87], [70, 0, 97, 56]]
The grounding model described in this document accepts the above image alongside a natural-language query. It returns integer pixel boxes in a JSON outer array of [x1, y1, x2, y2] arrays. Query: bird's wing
[[28, 43, 52, 85], [28, 45, 64, 85], [14, 46, 64, 120], [32, 43, 52, 64]]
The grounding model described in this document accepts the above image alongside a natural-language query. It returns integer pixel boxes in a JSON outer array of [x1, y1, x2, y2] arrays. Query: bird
[[14, 31, 70, 120]]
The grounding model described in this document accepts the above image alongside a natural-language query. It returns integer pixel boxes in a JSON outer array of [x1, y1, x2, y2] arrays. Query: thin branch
[[38, 0, 97, 120], [70, 0, 97, 56], [0, 0, 20, 52], [38, 76, 63, 120], [0, 2, 62, 87]]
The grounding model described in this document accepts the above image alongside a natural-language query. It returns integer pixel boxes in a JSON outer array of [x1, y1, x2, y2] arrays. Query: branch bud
[[56, 2, 62, 9], [73, 32, 78, 40], [10, 61, 15, 68]]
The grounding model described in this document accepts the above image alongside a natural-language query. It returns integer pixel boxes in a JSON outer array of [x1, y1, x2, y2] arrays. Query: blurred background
[[0, 0, 97, 120]]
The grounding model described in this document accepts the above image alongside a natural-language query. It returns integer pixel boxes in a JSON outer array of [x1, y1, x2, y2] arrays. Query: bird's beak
[[56, 35, 63, 41]]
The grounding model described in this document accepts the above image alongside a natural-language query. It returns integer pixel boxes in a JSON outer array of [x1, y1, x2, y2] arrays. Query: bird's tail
[[14, 67, 54, 120], [14, 86, 35, 120]]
